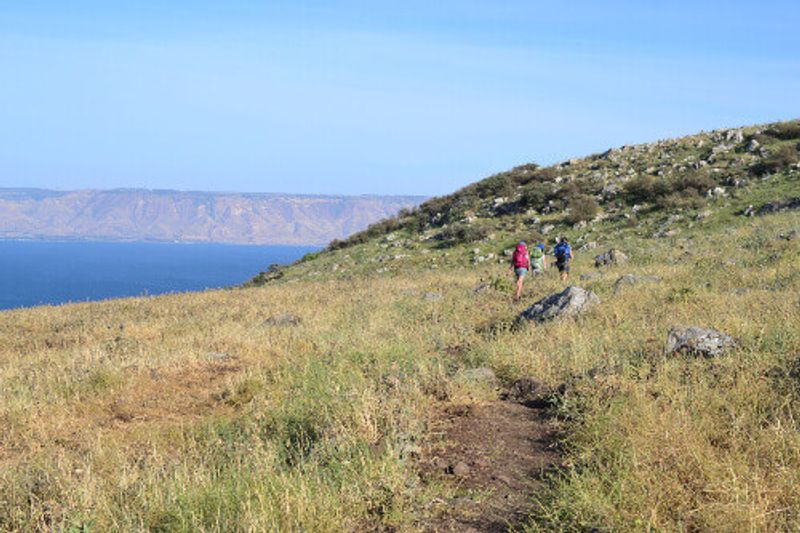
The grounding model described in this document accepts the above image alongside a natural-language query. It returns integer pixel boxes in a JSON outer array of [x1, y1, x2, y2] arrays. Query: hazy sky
[[1, 1, 798, 196]]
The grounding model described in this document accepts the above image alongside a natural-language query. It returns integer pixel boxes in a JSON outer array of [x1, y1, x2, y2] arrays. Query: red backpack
[[512, 244, 529, 268]]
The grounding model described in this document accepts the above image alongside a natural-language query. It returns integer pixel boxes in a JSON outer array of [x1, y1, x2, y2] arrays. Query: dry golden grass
[[0, 212, 798, 531]]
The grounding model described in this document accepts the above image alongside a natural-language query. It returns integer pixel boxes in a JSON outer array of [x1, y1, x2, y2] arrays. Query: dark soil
[[420, 400, 561, 532]]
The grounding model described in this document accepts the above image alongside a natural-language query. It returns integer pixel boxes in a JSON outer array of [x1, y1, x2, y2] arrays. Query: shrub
[[623, 172, 716, 210], [475, 173, 516, 199], [510, 163, 541, 185], [656, 190, 706, 210], [565, 195, 600, 224], [535, 167, 559, 182], [751, 144, 800, 176], [243, 263, 284, 286], [519, 182, 558, 210], [437, 222, 491, 247], [623, 175, 669, 204], [765, 121, 800, 141], [676, 172, 716, 193]]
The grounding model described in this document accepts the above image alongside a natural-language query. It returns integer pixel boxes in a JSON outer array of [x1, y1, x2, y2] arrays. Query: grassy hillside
[[1, 120, 799, 531]]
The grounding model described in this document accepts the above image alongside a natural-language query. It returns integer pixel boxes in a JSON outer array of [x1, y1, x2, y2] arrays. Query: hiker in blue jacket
[[553, 237, 573, 283]]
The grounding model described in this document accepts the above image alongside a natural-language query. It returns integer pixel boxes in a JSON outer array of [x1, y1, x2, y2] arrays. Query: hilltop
[[255, 119, 800, 283], [1, 120, 799, 532], [0, 188, 423, 245]]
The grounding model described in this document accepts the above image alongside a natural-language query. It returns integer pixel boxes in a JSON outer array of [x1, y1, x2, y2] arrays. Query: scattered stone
[[541, 224, 555, 235], [613, 274, 661, 293], [494, 474, 513, 486], [424, 292, 443, 301], [503, 377, 551, 407], [695, 210, 712, 221], [579, 272, 603, 282], [432, 457, 449, 471], [578, 241, 598, 251], [665, 326, 737, 358], [585, 364, 624, 380], [399, 442, 422, 459], [779, 230, 798, 241], [594, 248, 628, 268], [517, 286, 600, 324], [458, 367, 499, 387], [449, 461, 471, 477], [746, 138, 760, 152], [474, 282, 490, 294], [755, 197, 800, 216], [262, 314, 302, 327], [743, 204, 756, 217], [725, 129, 744, 143], [706, 186, 727, 198], [207, 351, 232, 361]]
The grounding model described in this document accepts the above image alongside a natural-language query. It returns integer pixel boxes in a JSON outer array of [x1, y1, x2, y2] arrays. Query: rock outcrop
[[518, 286, 600, 324], [594, 249, 629, 268], [665, 326, 736, 357]]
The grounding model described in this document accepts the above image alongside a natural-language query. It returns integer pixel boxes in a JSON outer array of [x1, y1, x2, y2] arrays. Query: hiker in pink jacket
[[510, 241, 530, 301]]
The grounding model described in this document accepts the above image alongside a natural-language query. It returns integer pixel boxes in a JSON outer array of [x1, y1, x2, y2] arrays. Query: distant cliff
[[0, 189, 425, 245]]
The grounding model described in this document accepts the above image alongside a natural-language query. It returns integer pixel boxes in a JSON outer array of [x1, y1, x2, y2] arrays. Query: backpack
[[554, 242, 571, 260], [530, 248, 544, 260], [512, 245, 529, 268]]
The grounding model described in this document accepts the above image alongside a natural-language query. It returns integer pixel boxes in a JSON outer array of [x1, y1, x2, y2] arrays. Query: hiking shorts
[[556, 259, 570, 273], [515, 267, 528, 279]]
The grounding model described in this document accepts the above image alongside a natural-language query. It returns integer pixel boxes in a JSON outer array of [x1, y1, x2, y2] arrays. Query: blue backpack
[[554, 242, 571, 260]]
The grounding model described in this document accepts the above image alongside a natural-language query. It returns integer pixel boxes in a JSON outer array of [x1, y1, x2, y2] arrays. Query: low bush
[[519, 182, 559, 210], [623, 172, 716, 210], [750, 144, 800, 176], [437, 222, 491, 247], [765, 121, 800, 140], [565, 195, 600, 224]]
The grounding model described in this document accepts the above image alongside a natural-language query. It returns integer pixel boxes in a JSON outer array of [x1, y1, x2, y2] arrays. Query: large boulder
[[665, 326, 736, 357], [518, 286, 600, 324], [594, 248, 628, 268]]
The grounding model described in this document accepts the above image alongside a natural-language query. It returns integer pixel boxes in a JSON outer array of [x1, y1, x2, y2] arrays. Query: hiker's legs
[[514, 268, 527, 299], [559, 261, 571, 283]]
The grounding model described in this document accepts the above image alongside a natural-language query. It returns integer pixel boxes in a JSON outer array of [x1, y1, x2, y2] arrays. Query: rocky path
[[420, 400, 561, 532]]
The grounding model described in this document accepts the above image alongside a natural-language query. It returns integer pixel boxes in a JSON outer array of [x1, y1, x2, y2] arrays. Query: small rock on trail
[[502, 377, 554, 408], [457, 367, 499, 388], [666, 326, 736, 357], [517, 286, 600, 324]]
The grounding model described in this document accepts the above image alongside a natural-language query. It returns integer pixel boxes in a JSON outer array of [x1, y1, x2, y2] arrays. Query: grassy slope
[[1, 121, 799, 531]]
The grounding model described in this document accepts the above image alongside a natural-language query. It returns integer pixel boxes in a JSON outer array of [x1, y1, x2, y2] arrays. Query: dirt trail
[[421, 400, 561, 532]]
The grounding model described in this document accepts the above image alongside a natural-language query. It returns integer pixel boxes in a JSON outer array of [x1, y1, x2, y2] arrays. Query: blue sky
[[0, 2, 798, 196]]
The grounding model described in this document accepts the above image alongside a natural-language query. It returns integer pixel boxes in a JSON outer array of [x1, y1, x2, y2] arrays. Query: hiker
[[554, 237, 573, 282], [510, 241, 530, 301], [530, 243, 547, 275]]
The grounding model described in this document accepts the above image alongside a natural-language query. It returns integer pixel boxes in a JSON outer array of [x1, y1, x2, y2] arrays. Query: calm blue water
[[0, 240, 318, 311]]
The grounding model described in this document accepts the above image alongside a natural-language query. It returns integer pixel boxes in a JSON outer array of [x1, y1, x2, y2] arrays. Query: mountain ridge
[[0, 188, 425, 245]]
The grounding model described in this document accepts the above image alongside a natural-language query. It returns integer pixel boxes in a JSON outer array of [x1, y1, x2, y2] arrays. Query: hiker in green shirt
[[530, 243, 547, 275]]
